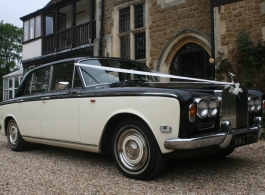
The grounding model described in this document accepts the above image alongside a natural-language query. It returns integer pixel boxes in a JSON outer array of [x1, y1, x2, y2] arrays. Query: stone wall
[[149, 0, 211, 64], [102, 0, 265, 71], [217, 0, 265, 57], [103, 0, 212, 69]]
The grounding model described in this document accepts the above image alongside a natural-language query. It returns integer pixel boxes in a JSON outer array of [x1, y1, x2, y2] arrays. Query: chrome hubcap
[[117, 128, 148, 171], [8, 123, 18, 145]]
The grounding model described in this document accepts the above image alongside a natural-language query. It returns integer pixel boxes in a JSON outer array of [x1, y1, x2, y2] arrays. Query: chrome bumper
[[164, 117, 264, 150]]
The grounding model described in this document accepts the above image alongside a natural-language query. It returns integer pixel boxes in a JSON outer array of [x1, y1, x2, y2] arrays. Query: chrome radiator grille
[[221, 88, 248, 129]]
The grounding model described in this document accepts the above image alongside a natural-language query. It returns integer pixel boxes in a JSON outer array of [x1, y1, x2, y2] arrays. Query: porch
[[42, 0, 96, 55]]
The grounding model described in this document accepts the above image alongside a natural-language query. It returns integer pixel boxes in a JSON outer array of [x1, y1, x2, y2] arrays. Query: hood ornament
[[225, 72, 243, 96]]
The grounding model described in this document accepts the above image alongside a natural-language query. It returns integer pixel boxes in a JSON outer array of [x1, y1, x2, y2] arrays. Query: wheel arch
[[4, 115, 16, 136], [99, 113, 158, 155]]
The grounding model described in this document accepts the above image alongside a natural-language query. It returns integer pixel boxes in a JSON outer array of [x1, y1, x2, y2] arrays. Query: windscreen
[[78, 59, 159, 86]]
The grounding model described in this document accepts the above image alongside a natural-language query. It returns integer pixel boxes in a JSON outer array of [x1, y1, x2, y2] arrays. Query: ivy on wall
[[216, 29, 265, 93]]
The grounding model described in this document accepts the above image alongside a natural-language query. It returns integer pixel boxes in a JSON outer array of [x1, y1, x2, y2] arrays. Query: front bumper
[[164, 117, 264, 150]]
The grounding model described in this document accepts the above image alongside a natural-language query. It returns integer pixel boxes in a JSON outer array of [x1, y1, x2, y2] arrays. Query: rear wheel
[[6, 119, 29, 151], [112, 118, 167, 180]]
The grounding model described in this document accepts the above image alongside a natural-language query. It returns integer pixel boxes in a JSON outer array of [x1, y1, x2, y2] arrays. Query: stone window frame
[[113, 0, 150, 62]]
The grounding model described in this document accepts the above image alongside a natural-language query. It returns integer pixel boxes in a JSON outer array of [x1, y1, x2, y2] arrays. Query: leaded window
[[120, 36, 130, 59], [135, 4, 145, 29], [135, 33, 146, 60], [118, 3, 146, 60], [119, 7, 130, 33]]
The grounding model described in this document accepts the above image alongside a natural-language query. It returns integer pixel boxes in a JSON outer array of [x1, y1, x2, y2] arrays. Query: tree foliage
[[0, 23, 23, 101]]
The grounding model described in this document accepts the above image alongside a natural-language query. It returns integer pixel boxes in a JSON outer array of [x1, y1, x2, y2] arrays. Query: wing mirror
[[59, 81, 71, 93]]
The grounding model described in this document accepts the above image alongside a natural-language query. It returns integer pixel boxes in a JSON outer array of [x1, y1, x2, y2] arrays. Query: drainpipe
[[210, 4, 215, 79], [99, 0, 104, 57]]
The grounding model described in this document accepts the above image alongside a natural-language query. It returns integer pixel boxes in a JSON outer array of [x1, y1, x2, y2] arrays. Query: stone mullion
[[130, 4, 135, 60]]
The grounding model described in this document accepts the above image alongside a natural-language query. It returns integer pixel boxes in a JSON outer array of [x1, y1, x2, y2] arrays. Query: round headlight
[[254, 98, 262, 111], [197, 100, 208, 118], [209, 100, 218, 117], [248, 98, 255, 112]]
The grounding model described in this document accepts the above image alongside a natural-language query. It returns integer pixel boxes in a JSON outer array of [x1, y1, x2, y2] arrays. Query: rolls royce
[[0, 57, 264, 180]]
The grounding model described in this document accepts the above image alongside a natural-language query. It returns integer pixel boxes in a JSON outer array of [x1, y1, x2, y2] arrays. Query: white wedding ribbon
[[75, 62, 234, 85], [75, 62, 244, 96]]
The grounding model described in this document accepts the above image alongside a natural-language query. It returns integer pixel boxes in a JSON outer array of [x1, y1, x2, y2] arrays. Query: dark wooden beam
[[71, 2, 76, 48], [89, 0, 94, 42]]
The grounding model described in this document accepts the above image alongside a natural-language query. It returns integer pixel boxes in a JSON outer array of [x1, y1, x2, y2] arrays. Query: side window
[[25, 67, 50, 95], [51, 63, 78, 91]]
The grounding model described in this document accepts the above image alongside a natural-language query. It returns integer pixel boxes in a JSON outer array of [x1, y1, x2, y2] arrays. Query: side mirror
[[59, 81, 71, 93]]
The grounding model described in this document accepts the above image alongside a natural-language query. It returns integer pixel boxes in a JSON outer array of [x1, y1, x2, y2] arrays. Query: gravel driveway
[[0, 135, 264, 195]]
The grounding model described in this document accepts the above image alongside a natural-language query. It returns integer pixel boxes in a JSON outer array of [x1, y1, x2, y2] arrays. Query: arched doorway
[[170, 43, 212, 80]]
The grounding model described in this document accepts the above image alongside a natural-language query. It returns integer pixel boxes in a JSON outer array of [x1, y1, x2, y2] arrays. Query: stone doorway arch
[[156, 29, 212, 81]]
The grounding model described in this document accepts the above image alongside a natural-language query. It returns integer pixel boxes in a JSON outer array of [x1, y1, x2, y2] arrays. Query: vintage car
[[0, 57, 264, 180]]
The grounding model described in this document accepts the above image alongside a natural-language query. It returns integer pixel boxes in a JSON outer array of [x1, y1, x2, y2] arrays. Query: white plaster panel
[[76, 0, 90, 26], [22, 39, 42, 60]]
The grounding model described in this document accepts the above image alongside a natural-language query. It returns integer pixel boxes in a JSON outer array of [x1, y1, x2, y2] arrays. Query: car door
[[40, 62, 82, 143], [16, 67, 51, 138]]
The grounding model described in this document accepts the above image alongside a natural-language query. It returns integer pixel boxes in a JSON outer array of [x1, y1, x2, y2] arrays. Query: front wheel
[[7, 119, 29, 151], [112, 119, 167, 180]]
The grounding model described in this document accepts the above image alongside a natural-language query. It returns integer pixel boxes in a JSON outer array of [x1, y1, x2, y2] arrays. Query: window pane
[[35, 16, 41, 37], [15, 77, 19, 88], [119, 7, 130, 33], [45, 14, 54, 35], [24, 21, 29, 41], [135, 32, 146, 60], [14, 89, 18, 97], [4, 90, 8, 100], [30, 18, 35, 39], [135, 4, 145, 29], [120, 36, 130, 59], [9, 90, 13, 99], [9, 79, 13, 88], [4, 79, 8, 89], [26, 67, 50, 95], [51, 63, 74, 91]]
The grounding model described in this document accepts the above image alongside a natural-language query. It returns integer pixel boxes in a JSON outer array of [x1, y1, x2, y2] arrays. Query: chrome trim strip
[[164, 133, 226, 150], [164, 117, 264, 150], [141, 92, 178, 98], [22, 136, 98, 147]]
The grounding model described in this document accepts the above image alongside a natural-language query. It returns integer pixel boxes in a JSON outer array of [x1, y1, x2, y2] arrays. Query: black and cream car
[[0, 57, 264, 180]]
